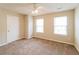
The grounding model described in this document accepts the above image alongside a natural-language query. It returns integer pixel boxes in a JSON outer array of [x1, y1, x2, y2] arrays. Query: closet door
[[7, 15, 19, 43]]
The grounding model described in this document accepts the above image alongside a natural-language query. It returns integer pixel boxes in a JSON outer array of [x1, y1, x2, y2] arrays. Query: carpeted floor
[[0, 38, 79, 55]]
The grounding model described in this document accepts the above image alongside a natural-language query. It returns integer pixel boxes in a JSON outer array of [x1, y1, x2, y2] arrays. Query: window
[[54, 16, 67, 35], [36, 18, 44, 33]]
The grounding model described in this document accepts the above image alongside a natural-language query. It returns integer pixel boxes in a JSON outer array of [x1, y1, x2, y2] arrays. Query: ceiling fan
[[32, 3, 42, 15]]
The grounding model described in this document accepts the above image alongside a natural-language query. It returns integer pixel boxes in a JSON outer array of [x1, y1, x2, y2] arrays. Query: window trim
[[35, 18, 44, 33], [53, 16, 68, 36]]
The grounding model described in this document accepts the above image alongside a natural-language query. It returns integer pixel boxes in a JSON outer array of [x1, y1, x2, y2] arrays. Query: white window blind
[[54, 16, 67, 35], [36, 18, 44, 33]]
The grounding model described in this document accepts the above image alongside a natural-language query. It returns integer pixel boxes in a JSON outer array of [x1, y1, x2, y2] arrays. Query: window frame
[[53, 16, 68, 36], [35, 18, 44, 33]]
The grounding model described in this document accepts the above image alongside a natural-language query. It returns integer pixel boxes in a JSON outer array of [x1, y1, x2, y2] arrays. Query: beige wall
[[24, 15, 28, 38], [75, 6, 79, 52], [19, 15, 26, 39], [0, 9, 7, 45], [0, 6, 75, 46], [33, 10, 74, 45], [0, 7, 27, 46]]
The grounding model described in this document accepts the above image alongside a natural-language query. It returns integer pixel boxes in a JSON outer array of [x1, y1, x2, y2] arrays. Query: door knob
[[8, 30, 10, 32]]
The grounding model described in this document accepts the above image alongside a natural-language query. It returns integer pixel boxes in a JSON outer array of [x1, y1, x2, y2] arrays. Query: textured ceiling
[[0, 3, 78, 16]]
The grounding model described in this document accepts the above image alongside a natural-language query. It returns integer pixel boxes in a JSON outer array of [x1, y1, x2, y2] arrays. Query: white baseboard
[[0, 40, 17, 47], [0, 42, 8, 47], [32, 36, 74, 46], [0, 36, 74, 48], [0, 38, 25, 47], [74, 45, 79, 52]]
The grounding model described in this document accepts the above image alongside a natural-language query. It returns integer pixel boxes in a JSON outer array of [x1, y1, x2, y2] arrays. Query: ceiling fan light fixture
[[35, 10, 38, 13], [32, 9, 38, 14], [32, 3, 39, 15]]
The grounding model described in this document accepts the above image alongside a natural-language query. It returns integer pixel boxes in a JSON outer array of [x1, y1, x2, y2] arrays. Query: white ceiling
[[0, 3, 78, 16]]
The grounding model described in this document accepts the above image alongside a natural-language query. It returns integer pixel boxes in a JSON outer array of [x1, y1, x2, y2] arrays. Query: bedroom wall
[[0, 7, 27, 46], [74, 6, 79, 52], [33, 10, 74, 45]]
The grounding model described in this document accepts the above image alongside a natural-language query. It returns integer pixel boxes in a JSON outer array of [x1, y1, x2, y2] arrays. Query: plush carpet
[[0, 38, 79, 55]]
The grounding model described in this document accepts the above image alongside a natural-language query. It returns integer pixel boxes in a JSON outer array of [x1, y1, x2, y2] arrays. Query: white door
[[7, 15, 19, 43]]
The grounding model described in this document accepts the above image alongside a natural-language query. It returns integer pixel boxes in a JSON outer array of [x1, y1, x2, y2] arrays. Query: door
[[7, 15, 19, 43]]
